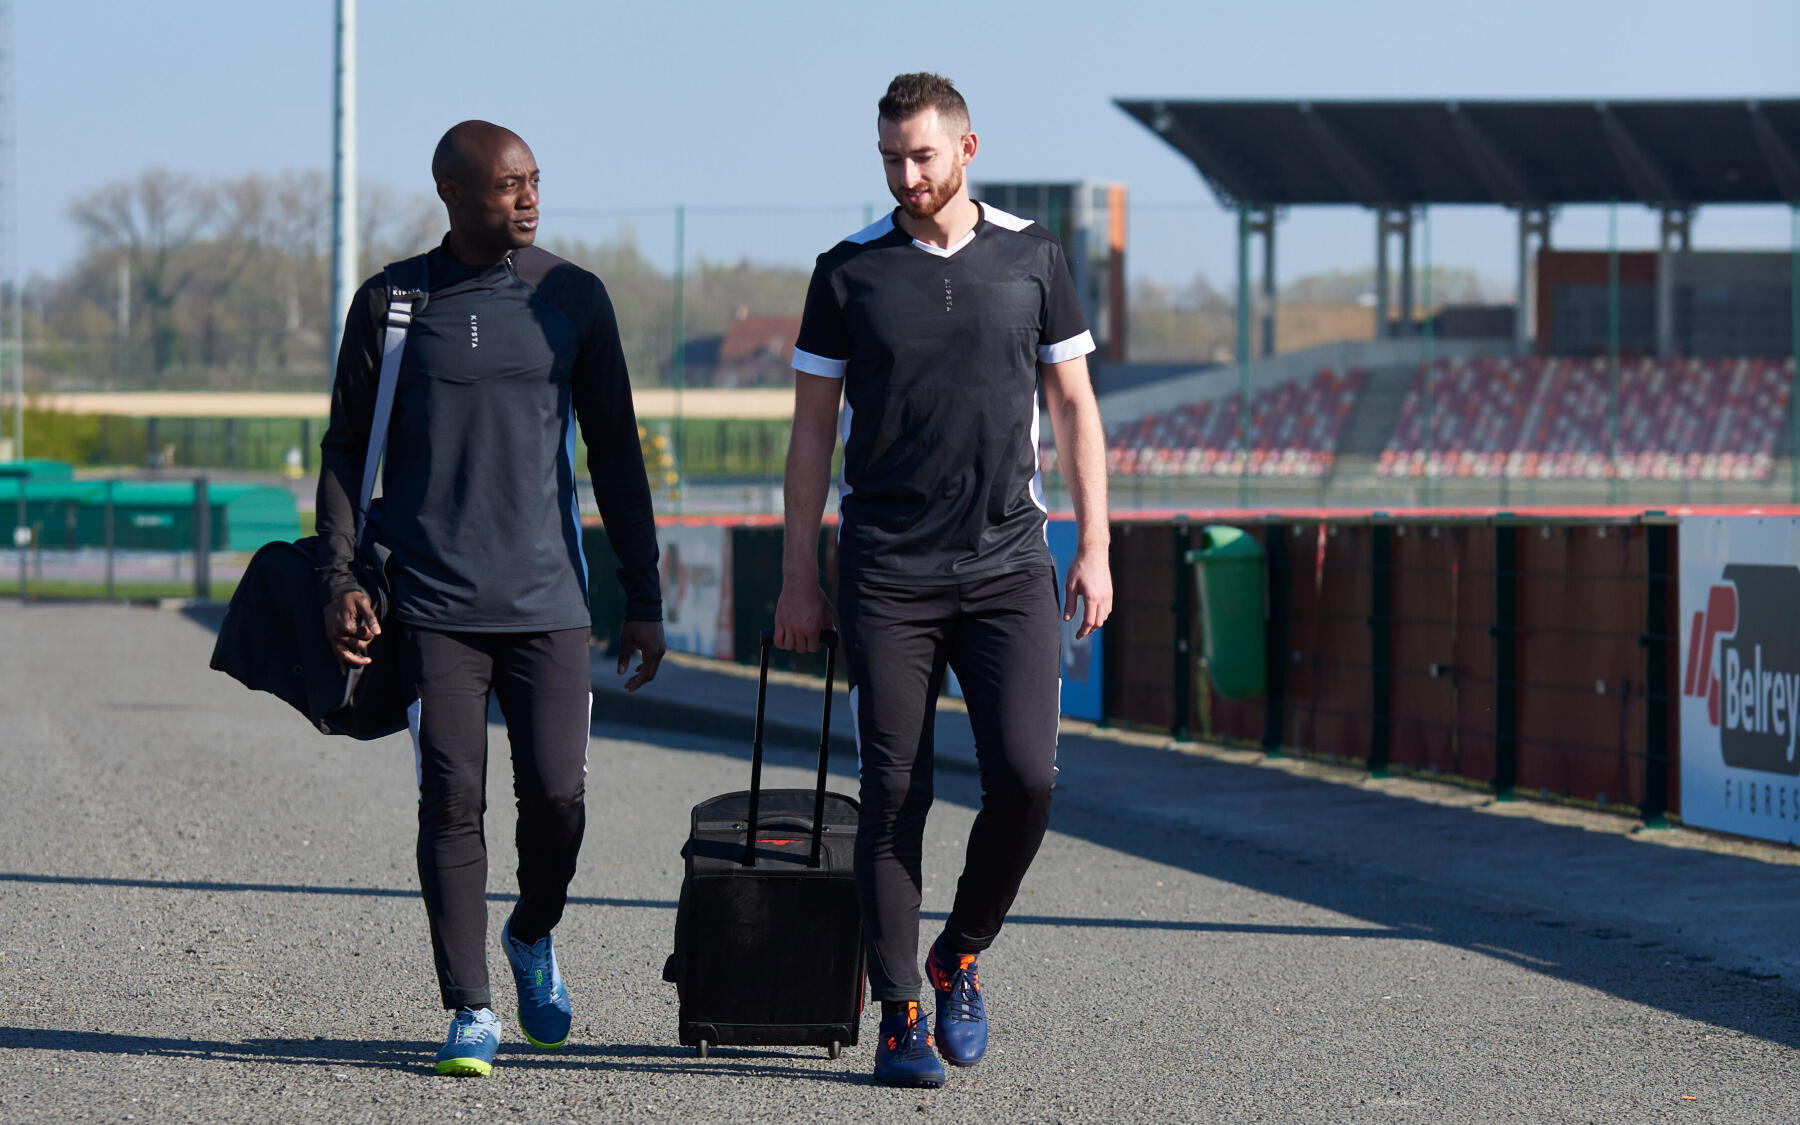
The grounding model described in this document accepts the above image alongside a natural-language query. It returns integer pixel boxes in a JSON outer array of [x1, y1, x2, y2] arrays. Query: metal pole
[[1398, 213, 1414, 333], [13, 485, 23, 595], [1608, 199, 1620, 504], [671, 203, 685, 514], [328, 0, 358, 386], [1656, 208, 1675, 360], [1, 0, 19, 461], [1375, 212, 1389, 339], [1237, 203, 1251, 506], [103, 478, 115, 599], [1515, 209, 1531, 359], [1422, 205, 1434, 508], [193, 476, 210, 601], [1260, 209, 1276, 360]]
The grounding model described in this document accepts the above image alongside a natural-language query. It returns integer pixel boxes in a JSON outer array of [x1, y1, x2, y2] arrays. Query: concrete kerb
[[593, 646, 1800, 872]]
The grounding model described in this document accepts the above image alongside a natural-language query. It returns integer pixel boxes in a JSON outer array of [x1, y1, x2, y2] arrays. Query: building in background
[[973, 181, 1128, 364], [1535, 250, 1795, 359]]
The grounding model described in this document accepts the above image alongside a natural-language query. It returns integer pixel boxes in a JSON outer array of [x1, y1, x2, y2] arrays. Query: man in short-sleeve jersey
[[775, 73, 1112, 1089]]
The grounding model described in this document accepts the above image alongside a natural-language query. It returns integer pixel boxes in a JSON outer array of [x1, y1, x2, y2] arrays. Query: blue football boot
[[872, 1002, 946, 1088], [927, 938, 988, 1066], [434, 1006, 500, 1076], [502, 914, 573, 1049]]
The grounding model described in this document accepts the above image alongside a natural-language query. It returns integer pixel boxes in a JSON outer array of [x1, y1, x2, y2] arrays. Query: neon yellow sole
[[518, 1017, 568, 1050], [434, 1057, 492, 1077]]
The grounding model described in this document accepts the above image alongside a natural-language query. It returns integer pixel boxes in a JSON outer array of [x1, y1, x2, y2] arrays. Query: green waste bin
[[1186, 526, 1266, 699]]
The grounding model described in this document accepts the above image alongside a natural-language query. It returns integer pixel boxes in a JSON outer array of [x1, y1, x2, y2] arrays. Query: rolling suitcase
[[662, 628, 864, 1059]]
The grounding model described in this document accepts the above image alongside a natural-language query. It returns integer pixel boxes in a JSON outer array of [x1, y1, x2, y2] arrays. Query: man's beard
[[893, 161, 964, 221]]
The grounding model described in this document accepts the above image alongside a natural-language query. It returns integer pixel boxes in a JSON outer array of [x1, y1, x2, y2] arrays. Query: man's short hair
[[878, 73, 970, 137]]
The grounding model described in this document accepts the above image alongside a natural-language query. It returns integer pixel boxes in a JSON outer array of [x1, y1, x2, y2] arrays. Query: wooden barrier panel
[[588, 511, 1685, 822], [1512, 524, 1650, 809], [1281, 523, 1375, 763], [1387, 524, 1497, 784], [1107, 522, 1180, 731]]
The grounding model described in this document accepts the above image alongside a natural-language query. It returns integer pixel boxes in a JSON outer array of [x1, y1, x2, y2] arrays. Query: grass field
[[0, 577, 239, 602]]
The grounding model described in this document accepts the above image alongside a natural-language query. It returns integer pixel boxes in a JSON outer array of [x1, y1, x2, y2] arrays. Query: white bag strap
[[354, 255, 429, 546]]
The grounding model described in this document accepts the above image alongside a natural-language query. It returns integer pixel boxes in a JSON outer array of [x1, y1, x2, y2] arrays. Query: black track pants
[[402, 626, 593, 1011], [839, 566, 1062, 1002]]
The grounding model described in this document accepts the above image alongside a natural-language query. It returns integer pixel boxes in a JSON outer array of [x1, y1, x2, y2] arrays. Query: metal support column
[[1248, 206, 1277, 359], [1398, 212, 1415, 335], [1374, 212, 1390, 339], [1656, 207, 1693, 360], [1374, 208, 1414, 339], [1609, 200, 1622, 501], [1516, 206, 1552, 358], [1235, 204, 1252, 506]]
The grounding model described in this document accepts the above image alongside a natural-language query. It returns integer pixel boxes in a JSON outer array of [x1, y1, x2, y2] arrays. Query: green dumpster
[[1186, 526, 1266, 699]]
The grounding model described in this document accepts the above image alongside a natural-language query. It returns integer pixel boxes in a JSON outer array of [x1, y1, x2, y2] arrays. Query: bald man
[[314, 120, 666, 1076]]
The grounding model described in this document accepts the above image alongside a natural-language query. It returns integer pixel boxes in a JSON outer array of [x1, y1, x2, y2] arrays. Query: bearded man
[[773, 73, 1113, 1088]]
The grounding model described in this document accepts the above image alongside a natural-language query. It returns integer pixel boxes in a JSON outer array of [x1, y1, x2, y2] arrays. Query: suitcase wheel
[[828, 1040, 841, 1060], [695, 1039, 709, 1059]]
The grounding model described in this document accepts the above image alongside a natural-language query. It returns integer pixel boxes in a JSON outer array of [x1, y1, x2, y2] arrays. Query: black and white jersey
[[793, 203, 1093, 584]]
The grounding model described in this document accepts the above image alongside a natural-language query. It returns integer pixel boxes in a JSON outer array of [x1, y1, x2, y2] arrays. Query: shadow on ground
[[601, 720, 1800, 1054], [0, 1027, 863, 1083], [144, 605, 1800, 1053]]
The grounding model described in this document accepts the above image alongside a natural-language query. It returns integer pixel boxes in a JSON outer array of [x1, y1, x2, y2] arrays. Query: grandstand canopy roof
[[1115, 98, 1800, 209]]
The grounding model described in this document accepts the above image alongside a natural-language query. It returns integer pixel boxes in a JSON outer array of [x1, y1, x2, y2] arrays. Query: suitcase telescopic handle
[[744, 627, 839, 868]]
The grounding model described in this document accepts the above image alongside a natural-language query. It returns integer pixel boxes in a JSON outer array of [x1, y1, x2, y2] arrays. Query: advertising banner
[[1046, 520, 1105, 722], [1679, 516, 1800, 843], [657, 524, 733, 660]]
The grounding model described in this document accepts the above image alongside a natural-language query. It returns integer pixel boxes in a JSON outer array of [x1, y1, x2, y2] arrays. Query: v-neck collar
[[904, 202, 985, 259]]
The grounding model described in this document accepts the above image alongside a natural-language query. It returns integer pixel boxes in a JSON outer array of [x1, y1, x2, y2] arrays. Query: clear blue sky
[[22, 0, 1800, 290]]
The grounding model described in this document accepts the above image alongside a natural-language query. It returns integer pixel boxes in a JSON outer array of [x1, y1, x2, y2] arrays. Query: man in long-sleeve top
[[313, 119, 665, 1077]]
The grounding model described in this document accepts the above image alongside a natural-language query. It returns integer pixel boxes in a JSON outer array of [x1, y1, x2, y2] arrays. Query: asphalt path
[[3, 601, 1799, 1123]]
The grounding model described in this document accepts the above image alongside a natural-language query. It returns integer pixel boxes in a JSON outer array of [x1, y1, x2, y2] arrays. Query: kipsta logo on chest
[[469, 314, 480, 349], [943, 277, 953, 314]]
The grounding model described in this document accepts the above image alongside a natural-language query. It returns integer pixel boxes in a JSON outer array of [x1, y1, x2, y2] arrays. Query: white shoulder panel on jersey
[[979, 202, 1034, 232], [845, 212, 896, 245]]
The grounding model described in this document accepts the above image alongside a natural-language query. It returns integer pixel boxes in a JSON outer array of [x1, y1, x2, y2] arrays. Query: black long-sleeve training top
[[314, 239, 662, 631]]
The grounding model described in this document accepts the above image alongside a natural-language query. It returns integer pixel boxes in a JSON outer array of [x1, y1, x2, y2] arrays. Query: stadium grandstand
[[1085, 98, 1800, 505]]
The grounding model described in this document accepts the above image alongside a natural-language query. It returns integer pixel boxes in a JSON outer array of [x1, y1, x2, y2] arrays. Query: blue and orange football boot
[[927, 937, 987, 1066], [872, 1001, 945, 1088]]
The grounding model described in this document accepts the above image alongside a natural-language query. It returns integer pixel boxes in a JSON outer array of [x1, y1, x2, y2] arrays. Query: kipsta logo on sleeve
[[1685, 565, 1800, 774]]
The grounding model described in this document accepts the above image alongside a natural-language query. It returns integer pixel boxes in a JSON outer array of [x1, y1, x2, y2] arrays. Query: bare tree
[[360, 182, 440, 270], [69, 169, 218, 379]]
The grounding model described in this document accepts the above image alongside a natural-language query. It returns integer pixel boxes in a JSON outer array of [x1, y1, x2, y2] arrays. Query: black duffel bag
[[210, 534, 407, 739], [209, 255, 427, 740]]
